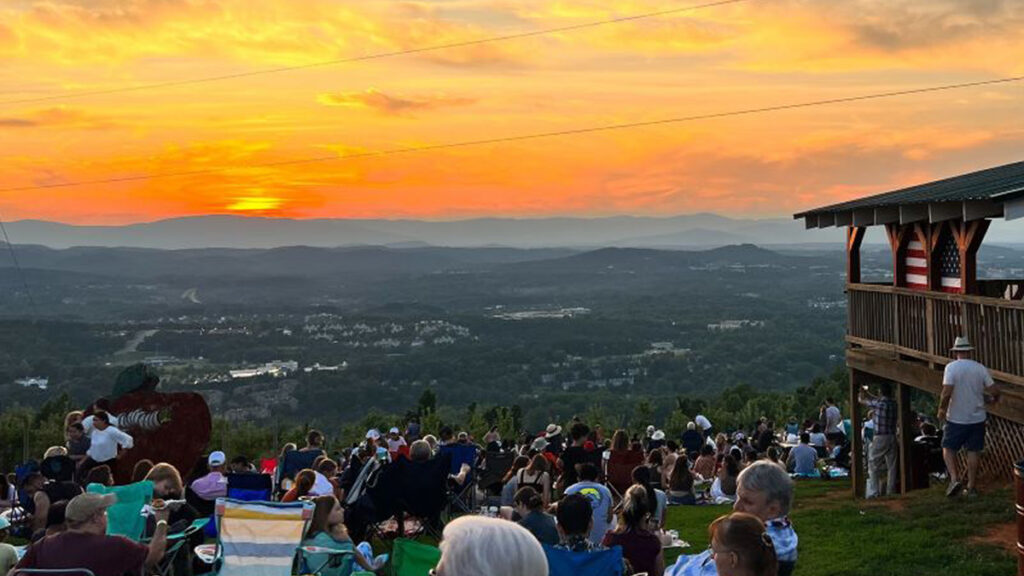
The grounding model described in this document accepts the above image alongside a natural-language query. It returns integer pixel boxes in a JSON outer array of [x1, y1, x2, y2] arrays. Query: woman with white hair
[[434, 516, 548, 576]]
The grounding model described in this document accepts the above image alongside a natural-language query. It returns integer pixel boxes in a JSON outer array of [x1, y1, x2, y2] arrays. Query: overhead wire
[[0, 0, 749, 106], [2, 75, 1021, 194]]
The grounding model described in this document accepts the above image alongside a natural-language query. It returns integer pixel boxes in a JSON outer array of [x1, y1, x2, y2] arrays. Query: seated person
[[602, 486, 664, 576], [513, 487, 559, 546], [283, 469, 317, 502], [808, 425, 827, 453], [666, 459, 696, 505], [302, 495, 381, 576], [825, 437, 851, 470], [15, 492, 170, 576], [563, 463, 614, 545], [20, 472, 82, 534], [191, 451, 229, 501], [786, 434, 818, 477], [229, 456, 256, 474], [554, 492, 628, 576], [631, 466, 667, 529], [707, 512, 779, 576], [692, 445, 717, 481], [666, 461, 798, 576], [30, 500, 68, 543], [711, 455, 740, 502]]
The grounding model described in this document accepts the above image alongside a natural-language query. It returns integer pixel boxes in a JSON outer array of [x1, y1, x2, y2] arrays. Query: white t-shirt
[[695, 415, 712, 431], [310, 472, 335, 496], [87, 425, 133, 462], [943, 359, 994, 425], [387, 437, 408, 453], [824, 405, 842, 434]]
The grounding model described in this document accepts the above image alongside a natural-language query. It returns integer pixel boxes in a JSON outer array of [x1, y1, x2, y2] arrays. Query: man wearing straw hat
[[937, 336, 1000, 499]]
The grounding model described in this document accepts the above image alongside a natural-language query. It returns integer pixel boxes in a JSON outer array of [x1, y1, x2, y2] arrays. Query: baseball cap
[[366, 429, 381, 440], [65, 492, 117, 523], [208, 451, 227, 466], [389, 427, 400, 435]]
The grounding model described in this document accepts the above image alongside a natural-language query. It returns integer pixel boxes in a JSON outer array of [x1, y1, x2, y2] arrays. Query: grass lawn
[[663, 479, 1017, 576]]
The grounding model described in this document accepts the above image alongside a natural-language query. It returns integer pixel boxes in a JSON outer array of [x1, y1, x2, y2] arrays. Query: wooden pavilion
[[794, 160, 1024, 497]]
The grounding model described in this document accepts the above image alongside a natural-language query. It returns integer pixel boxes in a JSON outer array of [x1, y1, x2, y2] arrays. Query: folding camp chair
[[195, 498, 314, 576], [476, 451, 515, 506], [605, 450, 644, 500], [385, 538, 440, 576], [277, 450, 323, 495], [543, 544, 625, 576], [145, 518, 210, 576], [363, 454, 450, 548], [439, 444, 478, 516], [226, 473, 273, 501], [86, 480, 153, 540]]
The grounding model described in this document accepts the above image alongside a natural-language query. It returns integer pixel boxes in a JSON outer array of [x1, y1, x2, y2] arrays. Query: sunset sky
[[1, 0, 1022, 224]]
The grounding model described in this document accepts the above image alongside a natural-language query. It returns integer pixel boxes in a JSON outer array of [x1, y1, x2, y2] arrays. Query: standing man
[[695, 414, 713, 440], [938, 336, 999, 498], [861, 383, 898, 498], [822, 398, 843, 445]]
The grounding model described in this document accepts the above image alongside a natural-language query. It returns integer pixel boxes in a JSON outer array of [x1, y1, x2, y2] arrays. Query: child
[[302, 495, 384, 576]]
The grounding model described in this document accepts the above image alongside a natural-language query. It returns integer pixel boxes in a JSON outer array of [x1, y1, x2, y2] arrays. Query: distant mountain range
[[2, 214, 850, 250]]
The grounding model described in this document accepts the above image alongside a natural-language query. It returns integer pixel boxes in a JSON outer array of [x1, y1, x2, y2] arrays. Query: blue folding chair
[[543, 544, 625, 576], [439, 443, 478, 515], [227, 473, 273, 501]]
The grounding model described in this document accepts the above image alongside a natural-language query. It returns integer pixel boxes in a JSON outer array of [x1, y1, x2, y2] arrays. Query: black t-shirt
[[560, 445, 602, 486]]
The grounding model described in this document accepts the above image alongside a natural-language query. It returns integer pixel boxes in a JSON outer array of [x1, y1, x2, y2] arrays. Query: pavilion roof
[[794, 160, 1024, 228]]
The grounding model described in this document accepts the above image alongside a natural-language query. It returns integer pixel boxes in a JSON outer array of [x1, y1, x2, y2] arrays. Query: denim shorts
[[942, 421, 986, 452]]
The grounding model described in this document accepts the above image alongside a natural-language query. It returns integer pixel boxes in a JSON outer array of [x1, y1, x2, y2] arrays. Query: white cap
[[208, 451, 226, 466], [366, 429, 381, 440], [389, 427, 400, 435]]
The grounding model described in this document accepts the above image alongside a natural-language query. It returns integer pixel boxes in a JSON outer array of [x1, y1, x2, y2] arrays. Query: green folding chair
[[387, 538, 440, 576]]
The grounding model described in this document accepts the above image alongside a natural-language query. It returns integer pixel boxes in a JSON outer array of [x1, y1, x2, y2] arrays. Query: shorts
[[942, 421, 986, 452]]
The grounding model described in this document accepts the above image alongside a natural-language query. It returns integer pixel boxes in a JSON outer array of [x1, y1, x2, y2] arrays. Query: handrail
[[847, 282, 1024, 380], [848, 282, 1024, 309]]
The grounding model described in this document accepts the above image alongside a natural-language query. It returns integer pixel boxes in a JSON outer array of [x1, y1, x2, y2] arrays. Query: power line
[[1, 0, 749, 107], [0, 210, 38, 316], [2, 75, 1021, 194]]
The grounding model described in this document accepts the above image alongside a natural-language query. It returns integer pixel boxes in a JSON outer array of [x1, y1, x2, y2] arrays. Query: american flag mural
[[905, 231, 962, 293], [905, 239, 929, 290], [937, 231, 963, 293]]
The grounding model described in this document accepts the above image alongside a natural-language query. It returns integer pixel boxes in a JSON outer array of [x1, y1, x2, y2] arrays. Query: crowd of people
[[0, 335, 999, 576]]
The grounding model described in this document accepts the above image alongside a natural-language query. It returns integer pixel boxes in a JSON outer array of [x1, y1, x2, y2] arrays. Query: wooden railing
[[847, 283, 1024, 384]]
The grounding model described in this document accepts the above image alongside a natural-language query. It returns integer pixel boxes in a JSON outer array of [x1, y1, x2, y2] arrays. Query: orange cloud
[[316, 89, 476, 116]]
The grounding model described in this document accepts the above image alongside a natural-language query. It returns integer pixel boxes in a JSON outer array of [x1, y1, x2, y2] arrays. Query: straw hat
[[951, 336, 974, 352]]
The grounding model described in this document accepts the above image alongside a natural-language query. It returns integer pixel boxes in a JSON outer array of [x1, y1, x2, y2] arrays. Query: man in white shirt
[[939, 336, 999, 499], [695, 414, 713, 440]]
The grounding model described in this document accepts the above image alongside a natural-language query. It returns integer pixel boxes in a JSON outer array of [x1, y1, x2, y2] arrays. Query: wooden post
[[897, 382, 915, 494], [885, 223, 909, 288], [849, 368, 866, 498], [847, 226, 867, 285], [951, 219, 990, 295]]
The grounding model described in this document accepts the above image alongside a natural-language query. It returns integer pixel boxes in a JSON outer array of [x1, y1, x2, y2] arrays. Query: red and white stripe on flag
[[905, 240, 928, 290]]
